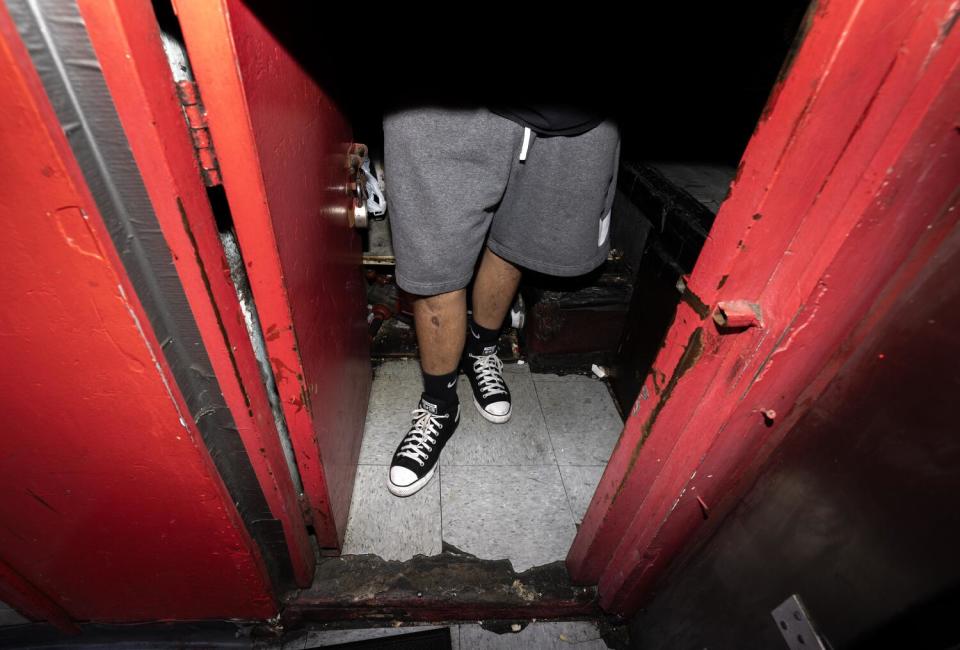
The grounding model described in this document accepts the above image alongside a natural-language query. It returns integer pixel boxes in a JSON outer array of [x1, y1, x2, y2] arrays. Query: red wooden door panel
[[77, 0, 316, 588], [570, 0, 960, 615], [0, 2, 275, 623], [173, 0, 371, 549]]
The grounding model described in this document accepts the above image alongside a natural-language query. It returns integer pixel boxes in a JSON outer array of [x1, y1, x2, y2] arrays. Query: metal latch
[[175, 80, 221, 187]]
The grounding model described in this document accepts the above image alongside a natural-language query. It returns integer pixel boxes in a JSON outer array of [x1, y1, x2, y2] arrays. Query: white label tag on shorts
[[599, 209, 611, 246]]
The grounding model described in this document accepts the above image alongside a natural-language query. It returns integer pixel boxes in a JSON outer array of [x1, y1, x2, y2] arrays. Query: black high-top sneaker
[[388, 394, 460, 497], [462, 343, 512, 423]]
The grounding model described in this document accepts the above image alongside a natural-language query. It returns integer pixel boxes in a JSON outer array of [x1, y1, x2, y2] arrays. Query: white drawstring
[[519, 126, 532, 162]]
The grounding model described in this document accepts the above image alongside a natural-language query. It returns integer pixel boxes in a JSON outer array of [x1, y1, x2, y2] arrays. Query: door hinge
[[175, 80, 222, 187]]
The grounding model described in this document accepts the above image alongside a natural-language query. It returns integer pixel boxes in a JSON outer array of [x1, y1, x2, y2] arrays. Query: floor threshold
[[283, 543, 598, 625]]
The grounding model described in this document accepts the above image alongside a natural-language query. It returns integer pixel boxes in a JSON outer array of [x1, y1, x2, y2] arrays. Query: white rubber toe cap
[[475, 398, 512, 423], [390, 466, 417, 487], [486, 401, 511, 416]]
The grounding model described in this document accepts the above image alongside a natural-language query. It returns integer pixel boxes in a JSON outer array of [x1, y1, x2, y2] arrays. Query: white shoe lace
[[470, 353, 507, 399], [397, 407, 448, 466]]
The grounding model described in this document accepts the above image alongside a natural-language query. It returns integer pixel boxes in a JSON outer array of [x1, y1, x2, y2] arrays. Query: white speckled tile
[[559, 465, 606, 523], [358, 360, 424, 465], [532, 374, 623, 466], [0, 602, 27, 627], [458, 622, 607, 649], [341, 465, 441, 560], [440, 465, 576, 572], [302, 625, 458, 649], [371, 357, 421, 380], [443, 365, 555, 466]]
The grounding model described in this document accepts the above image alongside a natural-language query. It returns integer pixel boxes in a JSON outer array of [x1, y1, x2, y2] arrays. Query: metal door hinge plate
[[176, 80, 221, 187], [772, 594, 828, 649]]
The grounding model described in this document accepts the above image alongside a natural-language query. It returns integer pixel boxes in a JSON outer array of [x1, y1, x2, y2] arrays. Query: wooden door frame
[[569, 0, 960, 616]]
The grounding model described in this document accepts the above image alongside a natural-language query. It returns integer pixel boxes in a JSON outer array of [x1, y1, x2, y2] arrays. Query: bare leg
[[413, 289, 467, 375], [390, 289, 465, 496], [472, 246, 522, 330]]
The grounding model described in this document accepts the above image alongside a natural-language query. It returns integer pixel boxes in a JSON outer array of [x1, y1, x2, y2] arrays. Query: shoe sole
[[473, 398, 512, 424], [387, 464, 437, 497]]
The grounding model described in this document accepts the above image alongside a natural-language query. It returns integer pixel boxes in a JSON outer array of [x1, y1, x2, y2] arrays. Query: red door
[[169, 0, 372, 551], [0, 0, 370, 626], [0, 0, 280, 624], [569, 0, 960, 617]]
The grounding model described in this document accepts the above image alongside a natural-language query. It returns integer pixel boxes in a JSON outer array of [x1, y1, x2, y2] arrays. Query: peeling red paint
[[569, 0, 960, 617]]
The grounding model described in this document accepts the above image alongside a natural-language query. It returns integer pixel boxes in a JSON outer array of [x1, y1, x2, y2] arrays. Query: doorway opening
[[336, 5, 810, 576], [161, 0, 809, 616]]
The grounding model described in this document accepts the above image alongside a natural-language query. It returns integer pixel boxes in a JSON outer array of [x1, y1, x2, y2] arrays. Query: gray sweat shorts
[[383, 107, 621, 295]]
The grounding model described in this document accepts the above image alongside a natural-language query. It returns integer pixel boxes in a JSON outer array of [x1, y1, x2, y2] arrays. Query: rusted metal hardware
[[712, 300, 762, 329], [761, 408, 777, 426], [346, 142, 368, 173], [346, 142, 370, 228], [350, 199, 368, 229], [175, 80, 221, 186]]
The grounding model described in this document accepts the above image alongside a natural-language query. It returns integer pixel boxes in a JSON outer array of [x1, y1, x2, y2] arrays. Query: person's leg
[[412, 247, 521, 403], [461, 246, 521, 423], [388, 289, 465, 497], [471, 246, 522, 330], [383, 107, 517, 496], [413, 289, 467, 404]]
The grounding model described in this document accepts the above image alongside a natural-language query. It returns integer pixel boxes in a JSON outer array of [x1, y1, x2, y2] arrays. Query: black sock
[[467, 319, 500, 356], [422, 368, 459, 406]]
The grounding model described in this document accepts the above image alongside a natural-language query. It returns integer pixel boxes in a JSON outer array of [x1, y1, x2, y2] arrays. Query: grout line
[[531, 376, 578, 526], [288, 630, 307, 650], [557, 468, 583, 528], [435, 463, 602, 468], [360, 461, 608, 468], [438, 460, 557, 468], [438, 462, 445, 548]]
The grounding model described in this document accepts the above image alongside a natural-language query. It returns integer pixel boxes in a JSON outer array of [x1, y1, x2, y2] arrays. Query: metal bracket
[[713, 299, 762, 330], [772, 594, 828, 650]]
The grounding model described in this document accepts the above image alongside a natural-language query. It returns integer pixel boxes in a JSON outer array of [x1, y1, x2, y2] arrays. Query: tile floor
[[0, 601, 26, 627], [342, 359, 623, 572], [277, 620, 610, 649]]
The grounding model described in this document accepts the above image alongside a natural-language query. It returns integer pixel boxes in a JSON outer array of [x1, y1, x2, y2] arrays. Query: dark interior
[[210, 3, 811, 417]]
